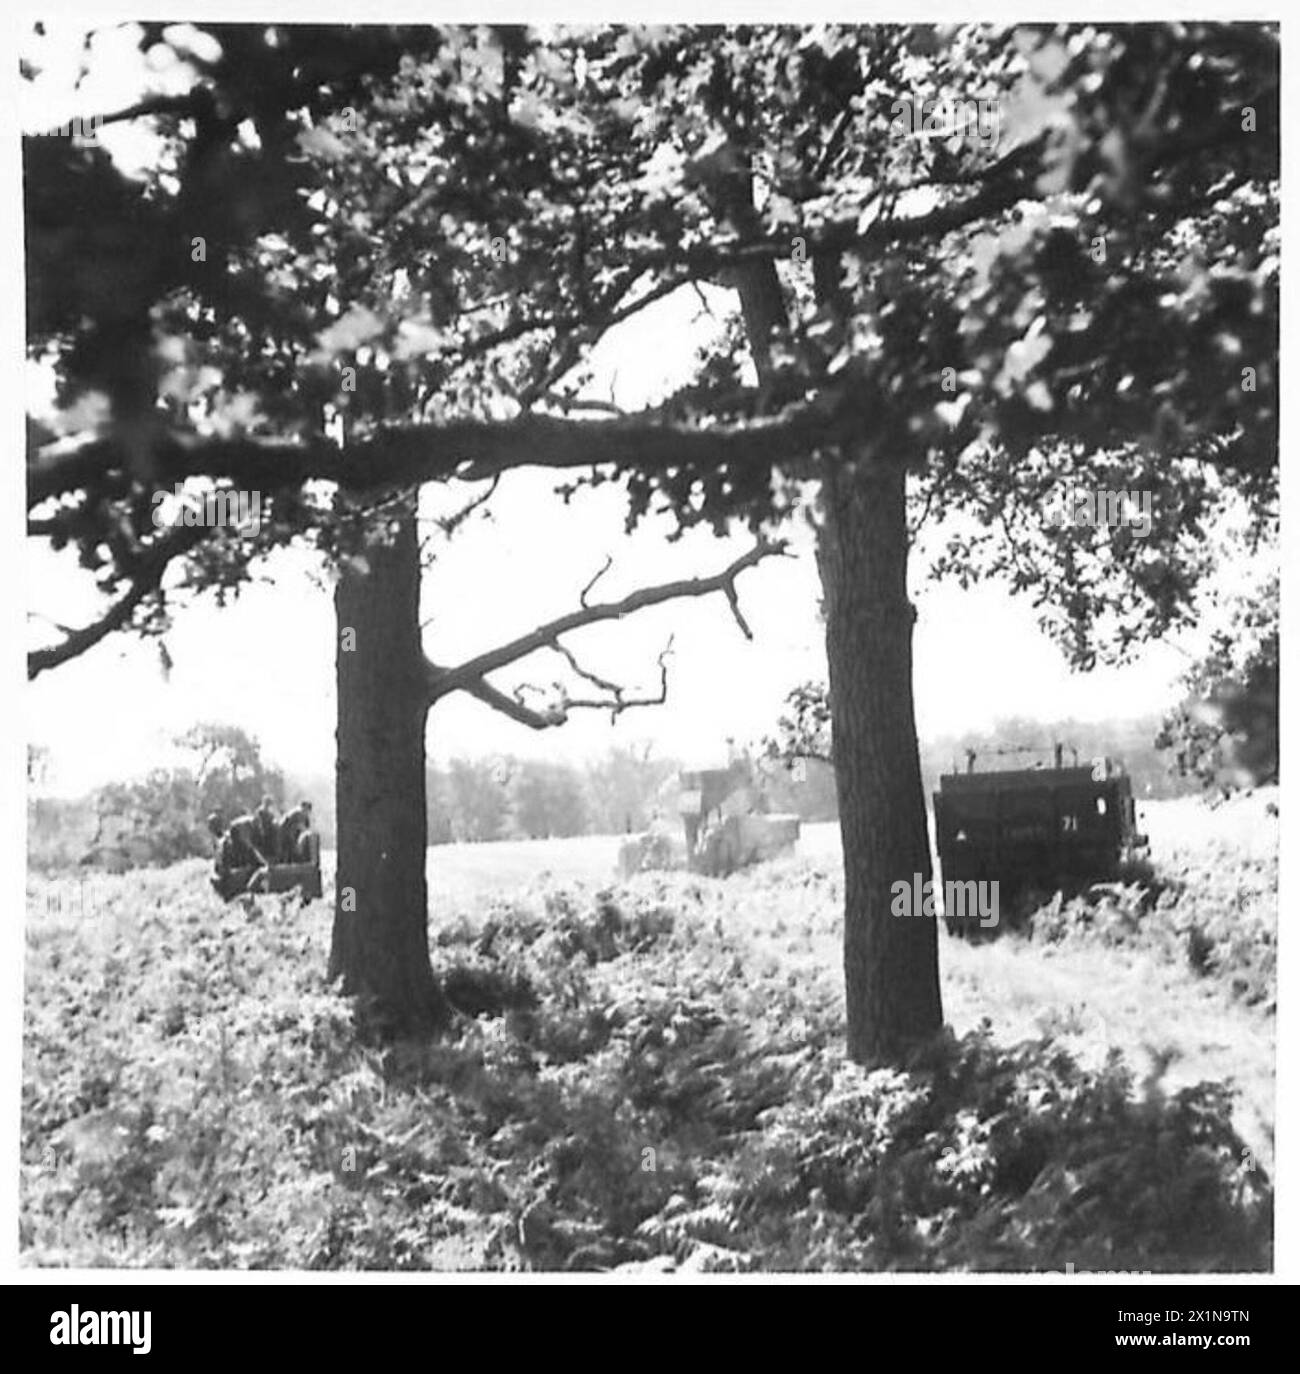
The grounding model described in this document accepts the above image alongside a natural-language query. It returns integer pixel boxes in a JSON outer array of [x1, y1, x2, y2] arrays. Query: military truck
[[932, 744, 1147, 935]]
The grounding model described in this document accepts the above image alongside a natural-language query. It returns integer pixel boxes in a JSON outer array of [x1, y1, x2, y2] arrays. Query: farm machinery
[[210, 832, 323, 902], [676, 762, 800, 877], [616, 758, 801, 879], [932, 743, 1148, 935]]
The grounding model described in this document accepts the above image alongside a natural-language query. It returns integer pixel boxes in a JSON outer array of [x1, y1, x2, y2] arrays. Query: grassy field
[[349, 787, 1275, 901], [22, 790, 1274, 1270], [412, 796, 1278, 1175]]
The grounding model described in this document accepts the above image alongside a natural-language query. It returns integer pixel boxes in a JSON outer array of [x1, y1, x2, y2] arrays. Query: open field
[[23, 790, 1275, 1270], [330, 788, 1276, 903]]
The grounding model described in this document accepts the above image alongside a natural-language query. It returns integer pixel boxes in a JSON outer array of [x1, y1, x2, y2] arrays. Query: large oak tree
[[26, 23, 1276, 1060]]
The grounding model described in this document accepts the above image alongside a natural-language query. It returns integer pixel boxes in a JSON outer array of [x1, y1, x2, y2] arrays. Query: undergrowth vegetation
[[1024, 850, 1277, 1010], [23, 861, 1270, 1271]]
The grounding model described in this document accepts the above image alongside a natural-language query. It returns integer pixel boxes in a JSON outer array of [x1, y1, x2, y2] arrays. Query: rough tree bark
[[715, 140, 945, 1064], [815, 451, 943, 1062], [329, 501, 449, 1035]]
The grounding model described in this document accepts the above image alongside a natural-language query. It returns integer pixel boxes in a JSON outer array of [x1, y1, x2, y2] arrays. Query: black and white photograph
[[16, 9, 1285, 1292]]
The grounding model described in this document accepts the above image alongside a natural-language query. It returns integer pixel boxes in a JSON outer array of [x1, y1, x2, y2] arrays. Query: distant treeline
[[29, 717, 1193, 874], [425, 747, 840, 845], [28, 724, 289, 873]]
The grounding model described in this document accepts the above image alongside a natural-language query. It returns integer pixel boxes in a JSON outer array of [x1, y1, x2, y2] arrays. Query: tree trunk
[[717, 188, 942, 1065], [329, 502, 448, 1036], [816, 452, 943, 1063]]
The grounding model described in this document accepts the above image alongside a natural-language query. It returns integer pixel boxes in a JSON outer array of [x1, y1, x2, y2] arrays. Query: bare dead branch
[[579, 555, 614, 608], [511, 635, 675, 726], [556, 636, 675, 724], [689, 281, 717, 319], [433, 474, 500, 537], [424, 540, 785, 725], [429, 537, 783, 699], [724, 583, 753, 639], [550, 637, 625, 697], [457, 676, 564, 731]]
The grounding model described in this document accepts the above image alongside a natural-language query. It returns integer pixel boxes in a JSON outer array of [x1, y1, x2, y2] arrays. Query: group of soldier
[[207, 796, 315, 896]]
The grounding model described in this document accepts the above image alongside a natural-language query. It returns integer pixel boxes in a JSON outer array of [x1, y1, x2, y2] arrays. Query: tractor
[[210, 831, 323, 903], [677, 760, 800, 877]]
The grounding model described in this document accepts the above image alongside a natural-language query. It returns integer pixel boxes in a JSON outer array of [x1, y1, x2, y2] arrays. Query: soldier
[[252, 795, 279, 861], [278, 800, 314, 863], [208, 810, 270, 898]]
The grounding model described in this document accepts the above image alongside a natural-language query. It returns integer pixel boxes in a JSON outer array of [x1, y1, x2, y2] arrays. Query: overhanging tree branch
[[27, 522, 209, 678], [28, 398, 848, 510], [522, 635, 675, 725], [579, 555, 613, 607], [456, 676, 564, 730], [24, 137, 1042, 516], [423, 539, 785, 725]]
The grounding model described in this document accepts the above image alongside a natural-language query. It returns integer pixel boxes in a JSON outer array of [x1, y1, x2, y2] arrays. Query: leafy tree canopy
[[27, 22, 1277, 678]]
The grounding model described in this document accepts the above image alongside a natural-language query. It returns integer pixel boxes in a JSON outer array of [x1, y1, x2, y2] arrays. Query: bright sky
[[22, 18, 1193, 797]]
